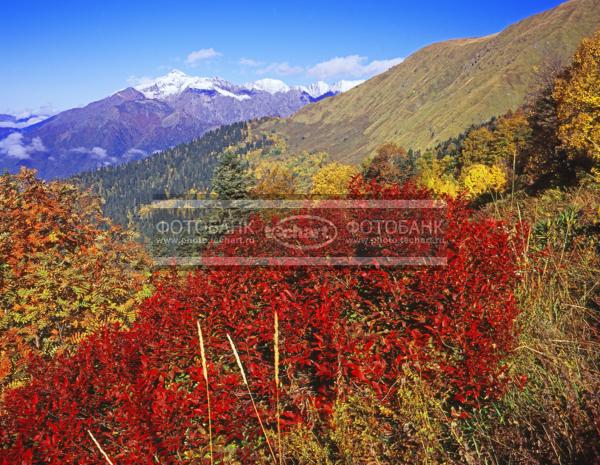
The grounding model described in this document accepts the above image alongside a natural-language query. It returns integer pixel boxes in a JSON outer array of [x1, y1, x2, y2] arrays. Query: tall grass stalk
[[227, 333, 277, 463], [274, 311, 283, 465], [511, 149, 517, 207], [197, 320, 214, 465], [87, 430, 115, 465]]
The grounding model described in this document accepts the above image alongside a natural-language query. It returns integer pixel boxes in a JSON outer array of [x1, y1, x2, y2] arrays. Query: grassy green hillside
[[261, 0, 600, 162]]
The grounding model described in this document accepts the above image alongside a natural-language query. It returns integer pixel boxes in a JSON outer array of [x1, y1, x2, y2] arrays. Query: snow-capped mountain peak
[[133, 70, 363, 101], [244, 78, 291, 95], [297, 81, 331, 98], [330, 79, 365, 93], [135, 70, 249, 101], [2, 71, 366, 179], [297, 79, 365, 98]]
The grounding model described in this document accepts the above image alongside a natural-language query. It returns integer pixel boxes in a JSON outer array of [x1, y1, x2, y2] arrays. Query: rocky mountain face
[[0, 71, 361, 179]]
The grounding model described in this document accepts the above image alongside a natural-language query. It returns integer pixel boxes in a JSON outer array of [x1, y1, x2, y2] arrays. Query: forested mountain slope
[[75, 122, 262, 227]]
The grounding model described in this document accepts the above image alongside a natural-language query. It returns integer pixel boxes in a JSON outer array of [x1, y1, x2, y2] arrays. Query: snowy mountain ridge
[[135, 70, 363, 100]]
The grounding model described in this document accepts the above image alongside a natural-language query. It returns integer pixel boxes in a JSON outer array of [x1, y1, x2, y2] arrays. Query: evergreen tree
[[211, 151, 254, 199]]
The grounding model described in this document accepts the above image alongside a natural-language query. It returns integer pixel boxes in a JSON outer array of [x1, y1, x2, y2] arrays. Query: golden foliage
[[251, 161, 298, 197], [460, 111, 531, 169], [554, 29, 600, 162], [461, 126, 496, 166], [417, 155, 460, 198], [248, 132, 330, 193], [310, 162, 359, 196], [460, 164, 507, 198]]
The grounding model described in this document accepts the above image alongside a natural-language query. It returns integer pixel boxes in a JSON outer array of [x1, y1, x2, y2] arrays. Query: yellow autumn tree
[[460, 164, 507, 199], [310, 162, 360, 196], [460, 127, 496, 166], [252, 161, 298, 197], [460, 113, 530, 172], [417, 153, 460, 198], [553, 29, 600, 163], [494, 112, 531, 161]]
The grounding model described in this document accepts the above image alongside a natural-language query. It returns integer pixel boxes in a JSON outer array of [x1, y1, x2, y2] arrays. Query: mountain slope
[[0, 72, 355, 179], [74, 122, 254, 227], [262, 0, 600, 162]]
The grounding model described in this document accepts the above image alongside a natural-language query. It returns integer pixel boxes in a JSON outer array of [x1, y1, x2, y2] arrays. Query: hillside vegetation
[[75, 122, 253, 227], [260, 0, 600, 162], [0, 12, 598, 465]]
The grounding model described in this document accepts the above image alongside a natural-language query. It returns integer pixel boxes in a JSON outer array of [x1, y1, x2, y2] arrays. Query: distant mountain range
[[72, 0, 600, 230], [263, 0, 600, 162], [0, 70, 363, 178], [4, 0, 598, 181]]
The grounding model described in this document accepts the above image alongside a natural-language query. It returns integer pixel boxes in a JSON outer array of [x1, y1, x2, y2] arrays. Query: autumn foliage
[[0, 169, 150, 392], [553, 29, 600, 164], [310, 162, 360, 196], [0, 178, 525, 464]]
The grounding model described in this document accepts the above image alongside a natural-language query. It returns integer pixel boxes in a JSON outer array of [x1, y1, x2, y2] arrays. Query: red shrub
[[0, 179, 525, 464]]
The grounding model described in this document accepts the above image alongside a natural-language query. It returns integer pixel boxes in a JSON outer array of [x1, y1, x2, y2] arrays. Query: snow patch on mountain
[[297, 81, 331, 98], [297, 79, 364, 98], [1, 70, 365, 178], [135, 70, 250, 101], [330, 80, 364, 93], [244, 78, 291, 94]]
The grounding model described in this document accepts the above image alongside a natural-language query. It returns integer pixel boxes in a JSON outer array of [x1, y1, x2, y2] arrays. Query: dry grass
[[274, 311, 283, 465], [227, 333, 277, 463], [461, 185, 600, 464], [87, 430, 115, 465], [196, 320, 214, 465]]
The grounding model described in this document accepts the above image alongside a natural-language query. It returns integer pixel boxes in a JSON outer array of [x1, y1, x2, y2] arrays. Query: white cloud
[[307, 55, 404, 80], [257, 62, 304, 76], [30, 137, 45, 152], [239, 58, 263, 67], [16, 104, 56, 120], [70, 146, 147, 162], [185, 48, 222, 65], [0, 106, 54, 129], [0, 133, 46, 160], [362, 58, 405, 75], [0, 117, 33, 129], [241, 54, 403, 80], [70, 146, 108, 159], [91, 147, 107, 159], [124, 148, 147, 159]]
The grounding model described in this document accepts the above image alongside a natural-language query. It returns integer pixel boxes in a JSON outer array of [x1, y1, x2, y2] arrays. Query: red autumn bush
[[0, 179, 525, 464]]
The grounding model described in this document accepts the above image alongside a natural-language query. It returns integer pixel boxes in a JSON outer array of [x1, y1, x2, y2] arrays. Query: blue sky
[[1, 0, 565, 114]]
